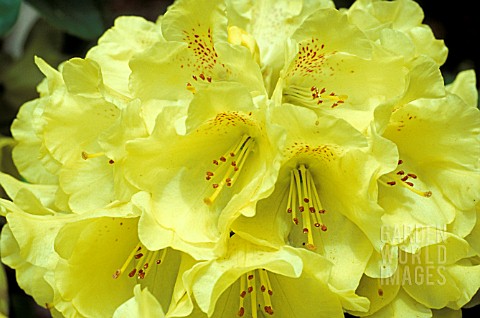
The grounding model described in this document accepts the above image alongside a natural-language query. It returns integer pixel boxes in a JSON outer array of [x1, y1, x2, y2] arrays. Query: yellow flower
[[377, 71, 480, 241], [128, 0, 265, 102], [52, 211, 186, 317], [86, 16, 164, 97], [0, 192, 79, 311], [275, 5, 408, 132], [1, 0, 479, 316], [230, 105, 397, 312], [125, 83, 284, 260], [226, 0, 335, 93], [351, 228, 480, 317], [347, 0, 448, 66], [183, 235, 345, 318]]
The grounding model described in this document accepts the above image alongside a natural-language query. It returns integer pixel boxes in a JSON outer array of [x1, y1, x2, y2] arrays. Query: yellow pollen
[[379, 160, 432, 198], [284, 84, 348, 109], [113, 243, 166, 280], [286, 164, 327, 250], [237, 269, 274, 317], [204, 135, 254, 205]]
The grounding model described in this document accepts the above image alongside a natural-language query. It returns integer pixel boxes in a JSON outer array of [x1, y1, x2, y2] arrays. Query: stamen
[[287, 164, 327, 251], [284, 84, 347, 109], [204, 135, 254, 205], [113, 243, 165, 280], [259, 269, 274, 315], [379, 160, 432, 198], [238, 275, 246, 317], [113, 243, 141, 279], [237, 269, 274, 318], [248, 271, 257, 318]]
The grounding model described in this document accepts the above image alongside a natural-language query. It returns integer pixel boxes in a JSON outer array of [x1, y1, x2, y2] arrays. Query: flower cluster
[[1, 0, 479, 317]]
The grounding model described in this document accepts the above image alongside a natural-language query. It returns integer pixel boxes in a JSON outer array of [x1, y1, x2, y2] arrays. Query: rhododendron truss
[[0, 0, 479, 317]]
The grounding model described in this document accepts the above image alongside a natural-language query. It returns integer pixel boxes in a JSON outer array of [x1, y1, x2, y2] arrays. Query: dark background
[[1, 0, 479, 317]]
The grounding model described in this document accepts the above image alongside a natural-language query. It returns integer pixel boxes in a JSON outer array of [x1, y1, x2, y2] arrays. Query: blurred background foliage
[[0, 0, 479, 317]]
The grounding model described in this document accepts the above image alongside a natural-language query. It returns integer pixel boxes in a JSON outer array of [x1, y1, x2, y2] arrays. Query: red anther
[[213, 160, 219, 165], [398, 159, 403, 165], [293, 218, 299, 225], [212, 184, 219, 189], [108, 159, 115, 164], [128, 268, 136, 277], [303, 198, 309, 203], [264, 306, 274, 315], [319, 209, 326, 214], [396, 170, 405, 175], [268, 290, 273, 296], [220, 157, 227, 162], [135, 253, 143, 259], [199, 73, 205, 80], [405, 182, 414, 187], [401, 176, 409, 182], [314, 223, 320, 227], [303, 228, 309, 234], [287, 208, 292, 213], [137, 270, 145, 279], [230, 152, 235, 157], [240, 291, 246, 298], [238, 307, 245, 317], [407, 173, 417, 179], [309, 207, 316, 213], [321, 225, 327, 231], [247, 287, 253, 293], [156, 260, 161, 265], [206, 171, 214, 176], [248, 274, 254, 280], [261, 285, 266, 292], [387, 181, 396, 186], [143, 263, 149, 269], [299, 206, 304, 212]]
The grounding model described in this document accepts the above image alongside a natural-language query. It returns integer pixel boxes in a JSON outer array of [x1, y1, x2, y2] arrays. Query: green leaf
[[24, 0, 105, 40], [0, 0, 21, 36]]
